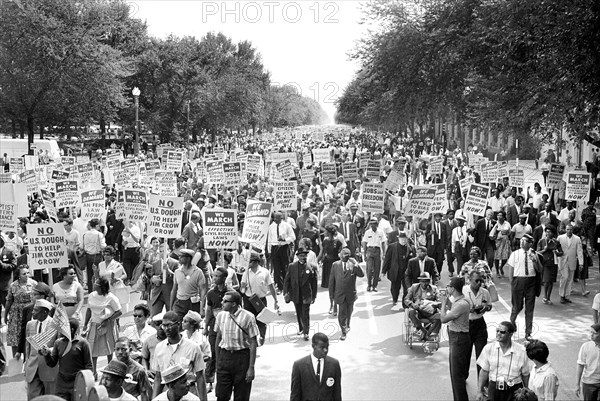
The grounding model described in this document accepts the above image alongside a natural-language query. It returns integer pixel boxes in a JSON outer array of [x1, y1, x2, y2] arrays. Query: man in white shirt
[[63, 218, 81, 254], [556, 224, 584, 304], [361, 218, 387, 292], [452, 214, 469, 272], [266, 212, 296, 293], [122, 220, 142, 283]]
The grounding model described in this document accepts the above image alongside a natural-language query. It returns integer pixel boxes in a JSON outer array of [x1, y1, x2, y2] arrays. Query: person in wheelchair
[[404, 272, 442, 341]]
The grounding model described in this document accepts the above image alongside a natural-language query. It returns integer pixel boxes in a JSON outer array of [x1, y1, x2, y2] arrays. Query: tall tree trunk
[[11, 119, 17, 139], [27, 116, 35, 155], [39, 123, 44, 140], [100, 117, 106, 149], [19, 120, 25, 139]]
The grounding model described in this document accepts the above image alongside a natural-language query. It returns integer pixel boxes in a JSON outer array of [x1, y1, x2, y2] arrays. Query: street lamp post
[[132, 87, 140, 155], [186, 100, 190, 147]]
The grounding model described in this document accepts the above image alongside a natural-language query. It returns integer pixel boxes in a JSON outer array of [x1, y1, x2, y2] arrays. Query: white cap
[[35, 299, 53, 311]]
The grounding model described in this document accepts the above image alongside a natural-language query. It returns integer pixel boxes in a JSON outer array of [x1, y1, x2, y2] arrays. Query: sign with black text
[[362, 182, 385, 213], [202, 209, 237, 249], [147, 195, 183, 238], [463, 183, 490, 217], [27, 223, 68, 270], [565, 173, 591, 202], [241, 200, 272, 251]]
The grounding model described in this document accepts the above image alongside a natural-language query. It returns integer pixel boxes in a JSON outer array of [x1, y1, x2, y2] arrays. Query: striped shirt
[[215, 308, 259, 351], [154, 337, 205, 377]]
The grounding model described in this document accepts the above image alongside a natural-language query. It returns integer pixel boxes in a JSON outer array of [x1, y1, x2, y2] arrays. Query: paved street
[[1, 162, 597, 400]]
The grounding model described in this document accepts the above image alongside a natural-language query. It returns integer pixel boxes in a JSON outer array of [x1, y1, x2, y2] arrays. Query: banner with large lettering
[[166, 150, 185, 172], [365, 160, 381, 180], [362, 182, 385, 213], [342, 162, 359, 181], [321, 162, 337, 183], [223, 162, 244, 187], [80, 189, 106, 221], [240, 200, 272, 251], [154, 171, 178, 197], [147, 195, 183, 238], [0, 202, 18, 233], [463, 183, 491, 217], [508, 168, 524, 188], [27, 223, 68, 270], [430, 183, 448, 214], [565, 172, 591, 202], [273, 180, 297, 211], [202, 209, 237, 249], [481, 162, 498, 184], [123, 189, 149, 223], [406, 187, 436, 218], [275, 160, 295, 180]]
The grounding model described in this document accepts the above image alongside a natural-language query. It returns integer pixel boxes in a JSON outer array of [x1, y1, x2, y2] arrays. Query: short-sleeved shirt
[[577, 341, 600, 384], [88, 292, 121, 324], [206, 286, 228, 330], [463, 285, 492, 320], [174, 267, 205, 300], [141, 334, 162, 372], [446, 297, 470, 333], [511, 223, 532, 239], [240, 267, 272, 298], [592, 294, 600, 311], [214, 308, 259, 351], [362, 228, 387, 248], [507, 249, 537, 277], [152, 391, 199, 401], [154, 337, 205, 379], [477, 341, 530, 385]]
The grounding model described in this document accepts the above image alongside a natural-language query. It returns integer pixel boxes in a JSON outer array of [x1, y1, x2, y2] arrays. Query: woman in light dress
[[52, 266, 84, 319], [490, 211, 512, 278]]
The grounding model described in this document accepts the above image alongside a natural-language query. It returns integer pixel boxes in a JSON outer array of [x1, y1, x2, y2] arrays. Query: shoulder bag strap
[[229, 313, 249, 336]]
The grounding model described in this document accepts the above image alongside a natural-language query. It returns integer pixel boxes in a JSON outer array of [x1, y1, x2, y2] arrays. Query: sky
[[130, 0, 369, 124]]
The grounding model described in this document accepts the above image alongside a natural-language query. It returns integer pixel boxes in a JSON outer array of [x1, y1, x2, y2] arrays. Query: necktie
[[524, 250, 529, 276], [344, 262, 347, 272], [277, 223, 280, 242], [38, 322, 42, 334], [316, 359, 321, 382]]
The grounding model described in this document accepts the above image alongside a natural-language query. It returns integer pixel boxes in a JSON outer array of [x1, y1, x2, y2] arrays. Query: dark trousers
[[216, 348, 252, 401], [582, 382, 600, 401], [293, 302, 310, 334], [122, 247, 140, 281], [484, 245, 495, 270], [455, 251, 467, 273], [390, 274, 407, 305], [85, 253, 102, 293], [337, 300, 354, 333], [488, 381, 523, 401], [150, 287, 171, 316], [408, 310, 442, 336], [510, 277, 536, 336], [0, 289, 7, 322], [468, 318, 488, 378], [206, 331, 217, 383], [270, 245, 289, 291], [448, 330, 470, 401], [429, 248, 445, 274], [366, 248, 381, 289], [243, 295, 267, 340], [173, 298, 200, 321]]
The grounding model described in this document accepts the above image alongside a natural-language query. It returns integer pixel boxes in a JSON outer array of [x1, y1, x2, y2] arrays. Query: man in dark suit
[[290, 332, 342, 401], [426, 212, 448, 275], [283, 247, 318, 341], [338, 214, 360, 257], [181, 200, 194, 234], [329, 248, 364, 340], [181, 212, 202, 251], [406, 246, 439, 287], [506, 195, 524, 227], [473, 208, 496, 269], [382, 232, 415, 307]]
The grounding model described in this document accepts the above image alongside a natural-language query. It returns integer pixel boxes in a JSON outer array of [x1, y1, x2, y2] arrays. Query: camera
[[496, 379, 505, 391], [439, 288, 447, 296]]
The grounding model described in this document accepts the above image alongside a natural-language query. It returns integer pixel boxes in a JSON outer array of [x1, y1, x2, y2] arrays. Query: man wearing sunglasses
[[476, 321, 530, 401], [152, 311, 207, 401], [463, 271, 492, 381]]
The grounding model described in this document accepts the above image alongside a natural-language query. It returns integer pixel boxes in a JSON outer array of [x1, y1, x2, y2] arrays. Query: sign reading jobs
[[148, 196, 183, 238], [26, 223, 68, 270], [202, 210, 237, 249]]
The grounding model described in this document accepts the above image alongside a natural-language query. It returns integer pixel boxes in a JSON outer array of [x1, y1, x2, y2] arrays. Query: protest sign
[[273, 180, 297, 211], [358, 153, 371, 169], [342, 162, 359, 181], [40, 189, 58, 221], [223, 162, 244, 187], [366, 160, 381, 180], [321, 162, 337, 183], [246, 154, 262, 175], [271, 152, 298, 166], [463, 183, 491, 217], [9, 158, 24, 174], [565, 172, 591, 202], [302, 152, 312, 166], [19, 170, 38, 194], [166, 151, 185, 172], [123, 189, 149, 224], [24, 155, 38, 171], [508, 168, 524, 187], [80, 189, 106, 221], [76, 162, 95, 181], [115, 190, 125, 220], [547, 163, 566, 188], [362, 182, 385, 213], [431, 183, 449, 214], [459, 176, 475, 195], [300, 167, 314, 184], [497, 161, 509, 180], [147, 195, 184, 238], [54, 180, 79, 208], [275, 160, 295, 180], [27, 223, 68, 270], [428, 156, 443, 176], [481, 161, 498, 184], [51, 170, 70, 181], [61, 156, 76, 166], [241, 200, 272, 251], [384, 169, 404, 192], [405, 187, 437, 218], [0, 173, 11, 183], [312, 148, 331, 164], [206, 160, 223, 184], [0, 202, 18, 232], [138, 163, 153, 189], [202, 209, 237, 249]]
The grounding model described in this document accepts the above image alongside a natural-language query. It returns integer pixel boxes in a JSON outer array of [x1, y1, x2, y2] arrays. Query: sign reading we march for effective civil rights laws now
[[202, 209, 237, 249], [463, 183, 491, 216], [565, 172, 591, 202], [26, 223, 68, 270]]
